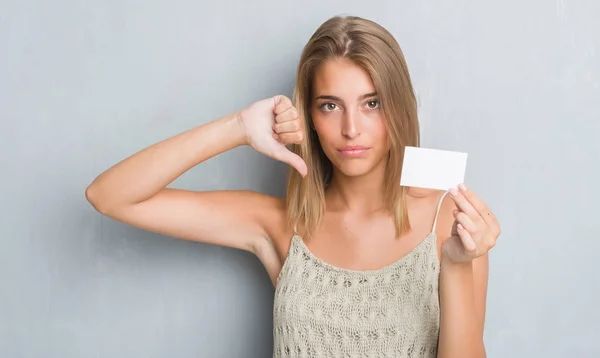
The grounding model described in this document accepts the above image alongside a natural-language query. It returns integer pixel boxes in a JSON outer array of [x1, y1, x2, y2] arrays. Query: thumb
[[271, 143, 307, 177], [272, 94, 286, 107]]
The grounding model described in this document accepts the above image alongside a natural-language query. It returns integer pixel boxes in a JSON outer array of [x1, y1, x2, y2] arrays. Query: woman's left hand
[[441, 184, 501, 263]]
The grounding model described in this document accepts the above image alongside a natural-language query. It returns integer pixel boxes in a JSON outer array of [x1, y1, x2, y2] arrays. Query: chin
[[332, 160, 379, 177]]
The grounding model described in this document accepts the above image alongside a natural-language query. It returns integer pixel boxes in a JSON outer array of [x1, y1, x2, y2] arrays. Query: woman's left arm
[[437, 184, 500, 358]]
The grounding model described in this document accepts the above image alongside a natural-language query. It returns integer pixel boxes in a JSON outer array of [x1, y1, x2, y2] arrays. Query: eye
[[319, 102, 339, 112], [366, 100, 380, 109]]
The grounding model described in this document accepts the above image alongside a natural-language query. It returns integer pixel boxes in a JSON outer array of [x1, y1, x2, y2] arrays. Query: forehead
[[312, 58, 376, 98]]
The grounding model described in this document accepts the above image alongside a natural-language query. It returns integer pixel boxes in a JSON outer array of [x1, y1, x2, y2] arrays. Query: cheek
[[311, 111, 339, 142], [376, 120, 389, 144], [370, 118, 391, 154], [364, 113, 388, 143]]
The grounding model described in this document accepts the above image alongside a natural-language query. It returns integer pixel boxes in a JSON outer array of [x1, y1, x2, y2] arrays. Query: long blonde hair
[[285, 15, 420, 238]]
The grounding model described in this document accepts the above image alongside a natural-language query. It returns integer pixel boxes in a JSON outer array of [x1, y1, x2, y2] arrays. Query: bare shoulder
[[227, 190, 290, 244], [406, 187, 434, 198], [406, 187, 447, 203], [185, 190, 292, 285], [252, 192, 289, 239], [407, 187, 453, 207], [436, 191, 458, 229], [257, 195, 295, 261], [406, 187, 456, 249], [244, 193, 295, 284], [430, 190, 458, 256]]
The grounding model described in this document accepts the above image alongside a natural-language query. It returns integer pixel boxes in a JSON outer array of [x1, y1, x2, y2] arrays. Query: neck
[[325, 158, 388, 214]]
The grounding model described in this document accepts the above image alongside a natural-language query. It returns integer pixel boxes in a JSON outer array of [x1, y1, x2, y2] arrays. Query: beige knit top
[[272, 193, 446, 358]]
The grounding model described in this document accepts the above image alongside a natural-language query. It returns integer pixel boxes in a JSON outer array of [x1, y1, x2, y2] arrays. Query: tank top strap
[[431, 190, 449, 233]]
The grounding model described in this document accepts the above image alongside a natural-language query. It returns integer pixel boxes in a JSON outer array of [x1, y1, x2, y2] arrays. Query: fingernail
[[459, 184, 467, 192], [449, 188, 458, 196], [457, 223, 464, 230]]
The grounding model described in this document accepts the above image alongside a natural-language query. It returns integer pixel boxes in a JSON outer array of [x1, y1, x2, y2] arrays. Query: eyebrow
[[315, 92, 378, 102]]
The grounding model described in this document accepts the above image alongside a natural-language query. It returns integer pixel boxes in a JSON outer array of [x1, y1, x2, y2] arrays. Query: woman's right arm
[[85, 95, 305, 256]]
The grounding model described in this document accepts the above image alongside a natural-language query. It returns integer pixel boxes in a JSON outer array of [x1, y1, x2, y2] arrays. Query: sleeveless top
[[272, 192, 447, 358]]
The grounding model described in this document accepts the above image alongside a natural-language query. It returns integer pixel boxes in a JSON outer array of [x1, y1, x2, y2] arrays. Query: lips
[[338, 145, 370, 157]]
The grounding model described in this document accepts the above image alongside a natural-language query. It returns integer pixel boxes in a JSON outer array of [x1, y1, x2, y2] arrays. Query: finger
[[274, 120, 300, 134], [272, 143, 307, 177], [453, 210, 477, 233], [277, 131, 303, 144], [448, 188, 479, 219], [273, 95, 293, 115], [272, 132, 283, 143], [457, 184, 497, 226], [274, 106, 297, 124], [457, 223, 477, 253]]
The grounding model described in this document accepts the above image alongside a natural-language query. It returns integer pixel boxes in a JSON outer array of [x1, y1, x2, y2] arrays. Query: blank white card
[[400, 146, 468, 191]]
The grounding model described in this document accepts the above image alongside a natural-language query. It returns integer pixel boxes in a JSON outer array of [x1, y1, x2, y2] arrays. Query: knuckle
[[279, 133, 297, 144], [279, 97, 292, 111], [275, 99, 290, 113], [490, 225, 500, 237]]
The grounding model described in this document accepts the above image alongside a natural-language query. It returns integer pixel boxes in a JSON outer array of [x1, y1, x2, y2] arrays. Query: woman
[[86, 15, 500, 358]]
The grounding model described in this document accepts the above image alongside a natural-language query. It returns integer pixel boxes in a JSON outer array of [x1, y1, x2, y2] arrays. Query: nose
[[341, 107, 360, 139]]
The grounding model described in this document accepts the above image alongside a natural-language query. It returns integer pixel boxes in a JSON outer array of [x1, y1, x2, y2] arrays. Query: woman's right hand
[[238, 95, 308, 177]]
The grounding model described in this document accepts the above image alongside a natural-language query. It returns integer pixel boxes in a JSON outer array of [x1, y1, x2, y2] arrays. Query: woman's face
[[310, 57, 391, 178]]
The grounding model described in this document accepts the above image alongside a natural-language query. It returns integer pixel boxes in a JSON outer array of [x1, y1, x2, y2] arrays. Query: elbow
[[85, 183, 111, 215]]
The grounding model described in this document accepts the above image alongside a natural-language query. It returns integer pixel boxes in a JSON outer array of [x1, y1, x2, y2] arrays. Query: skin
[[272, 58, 446, 273], [86, 57, 500, 358]]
